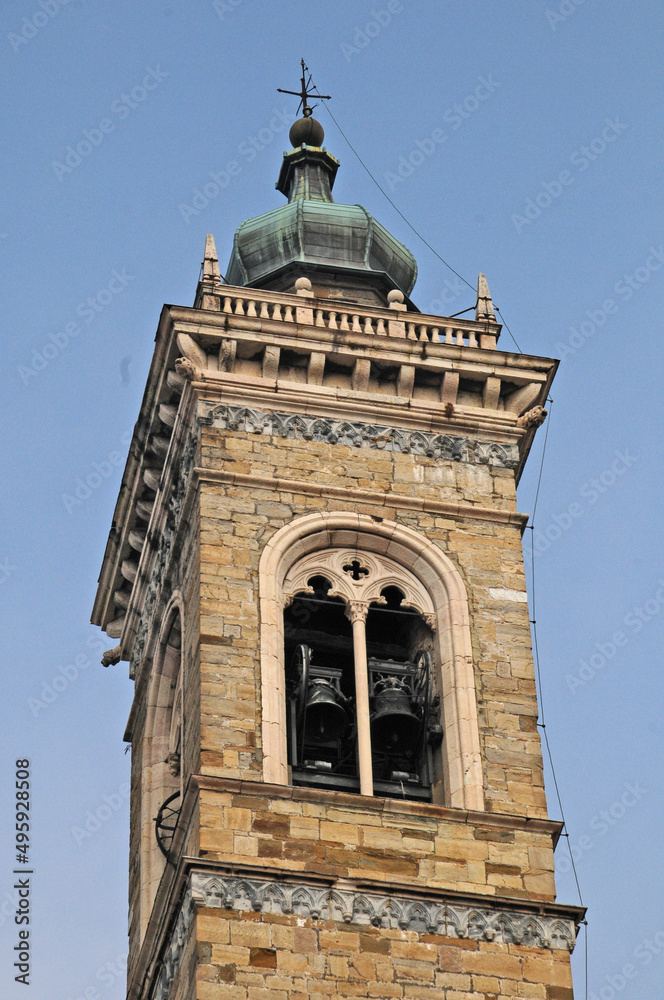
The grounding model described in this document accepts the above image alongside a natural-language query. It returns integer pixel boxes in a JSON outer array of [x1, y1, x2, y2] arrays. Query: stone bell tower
[[92, 84, 584, 1000]]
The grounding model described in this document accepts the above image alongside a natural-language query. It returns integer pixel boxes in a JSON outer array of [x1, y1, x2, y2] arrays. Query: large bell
[[371, 680, 421, 755], [304, 679, 348, 743]]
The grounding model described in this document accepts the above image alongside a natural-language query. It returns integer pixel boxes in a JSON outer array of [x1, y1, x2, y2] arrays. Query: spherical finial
[[387, 289, 404, 304], [294, 276, 312, 292], [289, 115, 324, 148]]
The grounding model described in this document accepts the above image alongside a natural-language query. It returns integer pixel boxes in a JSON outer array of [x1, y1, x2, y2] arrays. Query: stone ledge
[[193, 468, 529, 529], [191, 774, 563, 842]]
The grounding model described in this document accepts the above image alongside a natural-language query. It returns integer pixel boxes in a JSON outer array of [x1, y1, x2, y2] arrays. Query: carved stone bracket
[[174, 356, 201, 382], [517, 405, 547, 430], [201, 404, 520, 468]]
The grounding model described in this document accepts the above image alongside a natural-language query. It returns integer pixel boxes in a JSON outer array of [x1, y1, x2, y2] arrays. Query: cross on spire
[[278, 58, 330, 118]]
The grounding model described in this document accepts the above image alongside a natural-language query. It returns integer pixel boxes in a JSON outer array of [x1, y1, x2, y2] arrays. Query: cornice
[[189, 773, 563, 840]]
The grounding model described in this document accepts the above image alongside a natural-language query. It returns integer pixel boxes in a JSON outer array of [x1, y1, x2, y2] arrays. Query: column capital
[[345, 601, 370, 624]]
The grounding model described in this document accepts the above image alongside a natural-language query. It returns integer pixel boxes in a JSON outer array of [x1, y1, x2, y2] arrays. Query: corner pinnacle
[[202, 233, 222, 285], [475, 273, 496, 322]]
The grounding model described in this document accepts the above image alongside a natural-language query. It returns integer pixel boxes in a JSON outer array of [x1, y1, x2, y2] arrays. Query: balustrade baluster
[[234, 298, 244, 315], [259, 302, 270, 319], [340, 314, 350, 331]]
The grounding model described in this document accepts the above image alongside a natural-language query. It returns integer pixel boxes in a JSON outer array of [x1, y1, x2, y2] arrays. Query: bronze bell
[[371, 679, 421, 754], [304, 679, 348, 743]]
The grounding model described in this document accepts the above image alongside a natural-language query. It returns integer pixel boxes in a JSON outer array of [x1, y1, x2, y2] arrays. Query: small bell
[[371, 677, 421, 755], [304, 678, 348, 743]]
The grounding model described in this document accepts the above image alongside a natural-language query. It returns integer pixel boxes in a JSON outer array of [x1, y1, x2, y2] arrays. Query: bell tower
[[93, 80, 584, 1000]]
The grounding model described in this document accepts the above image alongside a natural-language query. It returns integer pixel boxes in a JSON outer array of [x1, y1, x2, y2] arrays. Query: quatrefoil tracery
[[281, 549, 435, 623]]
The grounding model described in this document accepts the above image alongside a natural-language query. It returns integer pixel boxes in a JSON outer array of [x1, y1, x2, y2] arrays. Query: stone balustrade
[[217, 286, 498, 349]]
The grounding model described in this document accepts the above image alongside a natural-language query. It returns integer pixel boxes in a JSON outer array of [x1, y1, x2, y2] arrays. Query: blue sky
[[1, 1, 663, 997]]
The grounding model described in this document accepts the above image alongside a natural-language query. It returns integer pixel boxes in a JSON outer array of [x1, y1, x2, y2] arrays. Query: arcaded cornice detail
[[150, 869, 577, 998], [201, 404, 520, 468], [190, 873, 577, 950]]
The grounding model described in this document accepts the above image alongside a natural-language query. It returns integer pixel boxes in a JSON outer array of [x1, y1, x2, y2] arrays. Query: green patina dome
[[225, 119, 417, 297]]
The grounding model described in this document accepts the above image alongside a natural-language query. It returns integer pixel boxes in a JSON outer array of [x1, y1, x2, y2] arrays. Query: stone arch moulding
[[140, 590, 185, 938], [258, 513, 484, 812]]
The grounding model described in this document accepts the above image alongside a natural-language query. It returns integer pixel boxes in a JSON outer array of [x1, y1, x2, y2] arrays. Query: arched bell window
[[282, 550, 440, 801], [260, 514, 484, 812]]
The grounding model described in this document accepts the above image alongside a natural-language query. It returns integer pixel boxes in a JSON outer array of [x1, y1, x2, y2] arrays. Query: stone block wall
[[197, 783, 557, 901], [190, 911, 574, 1000]]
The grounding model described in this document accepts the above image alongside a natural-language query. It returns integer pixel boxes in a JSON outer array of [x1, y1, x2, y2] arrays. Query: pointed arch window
[[282, 549, 440, 801], [259, 514, 484, 812]]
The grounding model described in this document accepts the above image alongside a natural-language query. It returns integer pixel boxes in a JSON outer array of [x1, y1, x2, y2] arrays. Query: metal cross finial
[[278, 58, 330, 118]]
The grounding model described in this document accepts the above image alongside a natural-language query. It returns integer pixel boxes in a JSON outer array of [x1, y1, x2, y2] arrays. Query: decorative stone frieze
[[150, 871, 577, 1000], [190, 873, 576, 949], [200, 404, 519, 467]]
